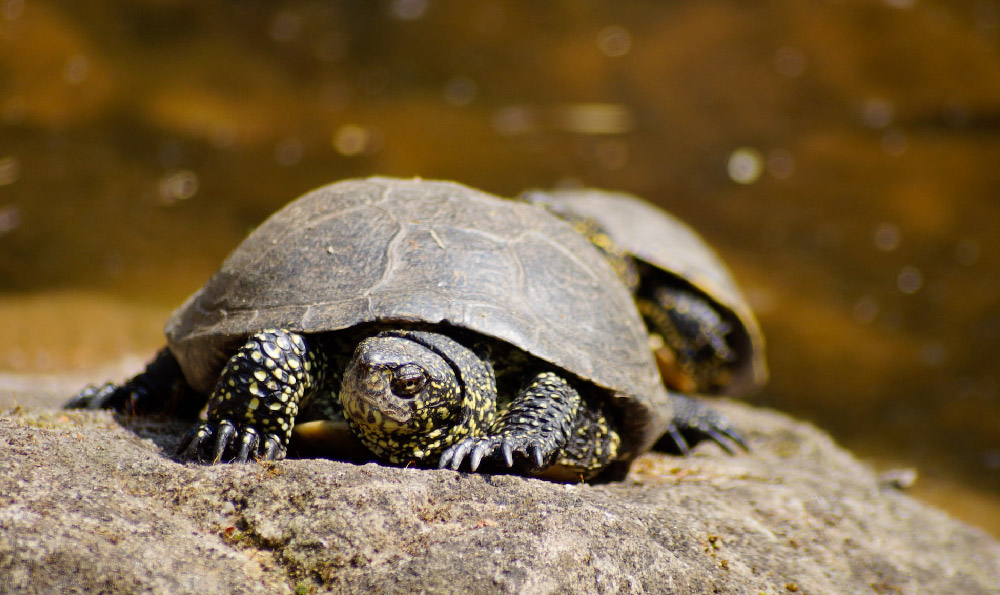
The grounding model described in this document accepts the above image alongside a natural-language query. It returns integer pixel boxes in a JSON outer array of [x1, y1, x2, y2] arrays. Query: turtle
[[521, 188, 767, 397], [67, 177, 744, 480]]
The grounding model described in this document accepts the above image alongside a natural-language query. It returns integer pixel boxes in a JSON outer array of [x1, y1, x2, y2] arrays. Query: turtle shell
[[523, 188, 767, 396], [164, 177, 671, 457]]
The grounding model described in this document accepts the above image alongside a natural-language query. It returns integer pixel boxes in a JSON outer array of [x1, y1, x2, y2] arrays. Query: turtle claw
[[65, 382, 141, 413], [65, 382, 114, 409], [439, 438, 475, 471], [438, 438, 480, 471], [177, 423, 214, 462], [705, 427, 743, 455], [469, 442, 493, 471], [663, 424, 691, 455], [235, 427, 260, 463], [665, 394, 749, 455], [438, 434, 555, 473], [529, 444, 545, 468], [176, 419, 285, 464], [501, 440, 515, 468], [693, 413, 748, 453], [212, 420, 237, 462], [262, 435, 284, 461]]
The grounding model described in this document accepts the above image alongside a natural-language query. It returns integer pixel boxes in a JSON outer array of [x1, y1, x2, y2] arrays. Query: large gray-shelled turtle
[[523, 188, 767, 397], [68, 177, 742, 480]]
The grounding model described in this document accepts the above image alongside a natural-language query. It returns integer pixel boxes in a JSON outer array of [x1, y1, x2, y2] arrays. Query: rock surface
[[2, 400, 999, 595]]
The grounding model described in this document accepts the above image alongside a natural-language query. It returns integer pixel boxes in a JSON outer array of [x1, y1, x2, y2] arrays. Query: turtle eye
[[391, 364, 428, 398]]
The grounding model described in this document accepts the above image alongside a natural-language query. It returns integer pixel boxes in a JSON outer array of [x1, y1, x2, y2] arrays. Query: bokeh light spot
[[269, 11, 302, 42], [390, 0, 427, 21], [443, 77, 478, 107], [597, 26, 631, 57], [896, 265, 923, 294], [158, 170, 199, 204], [881, 129, 908, 156], [766, 149, 796, 179], [862, 98, 895, 129], [727, 147, 764, 184], [274, 137, 304, 166], [491, 106, 535, 136], [332, 125, 371, 156], [873, 223, 902, 252], [63, 55, 90, 85]]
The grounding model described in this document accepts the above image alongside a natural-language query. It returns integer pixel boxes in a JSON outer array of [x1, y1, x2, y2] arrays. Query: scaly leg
[[177, 329, 325, 464], [660, 393, 748, 455], [638, 284, 734, 393], [65, 347, 201, 418], [438, 371, 619, 476]]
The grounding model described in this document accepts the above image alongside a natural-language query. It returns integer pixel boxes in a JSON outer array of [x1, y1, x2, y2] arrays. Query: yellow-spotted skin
[[339, 330, 496, 463], [549, 404, 621, 477], [178, 329, 326, 463], [172, 326, 624, 475], [339, 330, 621, 476], [206, 330, 321, 443], [439, 370, 621, 476]]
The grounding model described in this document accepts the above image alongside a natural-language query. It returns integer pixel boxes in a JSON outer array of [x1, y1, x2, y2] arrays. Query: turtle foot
[[438, 433, 552, 473], [65, 382, 142, 413], [662, 394, 748, 455], [64, 348, 197, 417], [176, 419, 286, 464]]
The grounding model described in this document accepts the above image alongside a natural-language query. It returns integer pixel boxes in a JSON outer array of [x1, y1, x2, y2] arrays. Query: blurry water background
[[1, 0, 998, 536]]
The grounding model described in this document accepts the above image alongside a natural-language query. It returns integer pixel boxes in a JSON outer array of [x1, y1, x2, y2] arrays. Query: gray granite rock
[[2, 401, 998, 594]]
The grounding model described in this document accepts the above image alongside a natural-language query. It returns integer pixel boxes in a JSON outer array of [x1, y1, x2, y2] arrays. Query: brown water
[[2, 1, 998, 536]]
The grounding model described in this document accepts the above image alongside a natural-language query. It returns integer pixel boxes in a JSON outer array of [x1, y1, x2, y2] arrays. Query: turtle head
[[340, 330, 496, 463]]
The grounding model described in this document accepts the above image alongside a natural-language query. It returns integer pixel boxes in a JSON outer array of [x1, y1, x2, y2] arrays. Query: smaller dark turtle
[[523, 188, 767, 397]]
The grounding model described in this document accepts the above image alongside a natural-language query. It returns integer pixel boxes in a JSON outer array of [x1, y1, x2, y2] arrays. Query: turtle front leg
[[177, 329, 324, 464], [637, 285, 735, 393], [438, 371, 619, 476], [65, 347, 201, 418]]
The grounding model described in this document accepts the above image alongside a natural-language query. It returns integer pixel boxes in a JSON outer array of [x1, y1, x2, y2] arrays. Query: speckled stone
[[3, 399, 999, 594]]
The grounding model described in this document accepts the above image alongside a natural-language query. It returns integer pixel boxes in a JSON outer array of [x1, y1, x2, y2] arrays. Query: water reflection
[[0, 0, 998, 535]]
